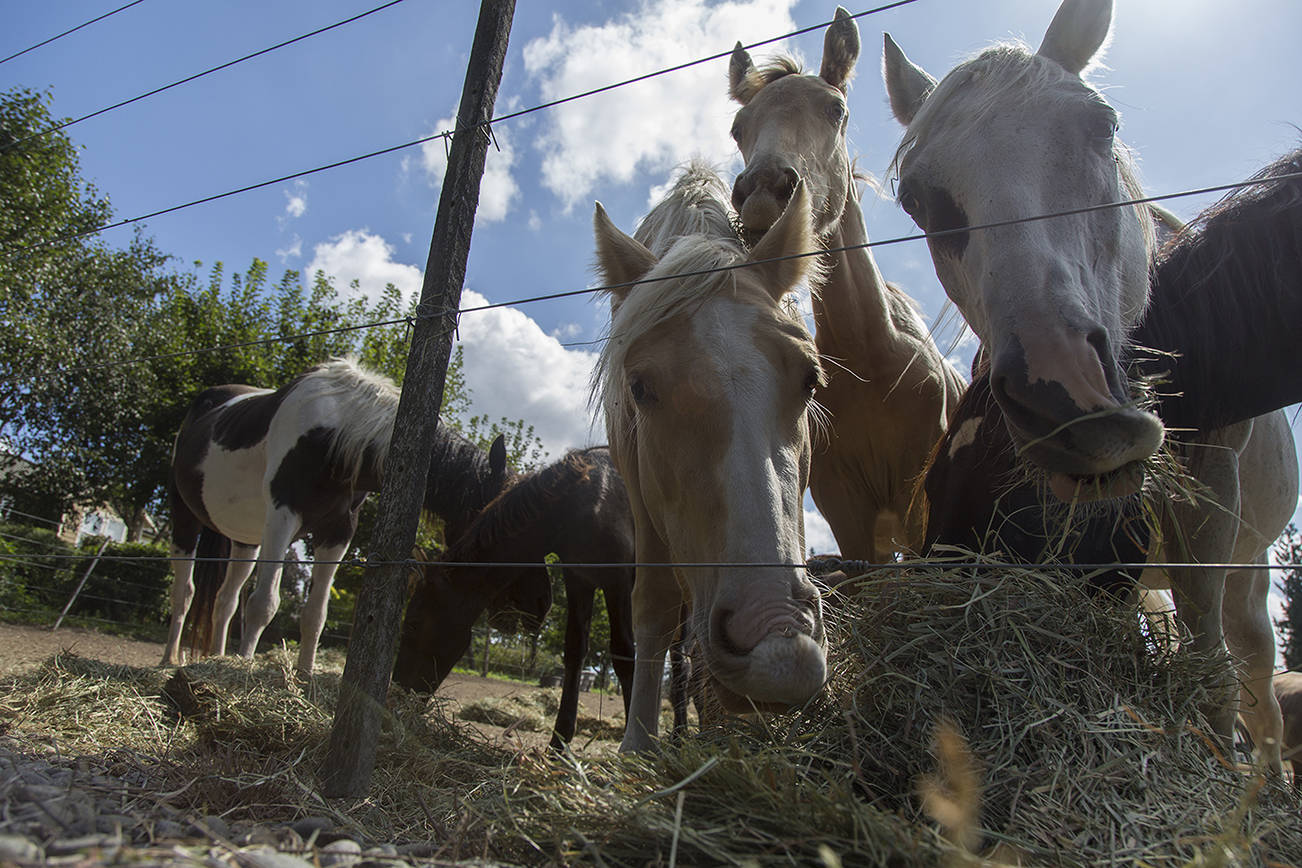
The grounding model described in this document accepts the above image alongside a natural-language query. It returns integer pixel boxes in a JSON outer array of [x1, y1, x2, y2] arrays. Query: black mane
[[1134, 146, 1302, 432], [445, 447, 604, 562], [422, 423, 513, 542]]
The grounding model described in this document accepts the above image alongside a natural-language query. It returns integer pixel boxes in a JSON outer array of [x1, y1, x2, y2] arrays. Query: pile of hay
[[3, 561, 1300, 866], [462, 562, 1302, 866]]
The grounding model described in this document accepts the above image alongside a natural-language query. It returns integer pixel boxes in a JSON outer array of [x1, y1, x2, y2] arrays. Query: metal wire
[[19, 166, 1302, 379], [5, 2, 918, 254], [0, 0, 148, 66], [0, 550, 1298, 573], [1, 0, 410, 152]]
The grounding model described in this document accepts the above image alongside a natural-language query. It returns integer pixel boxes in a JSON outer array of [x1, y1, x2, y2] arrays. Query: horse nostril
[[779, 167, 799, 200], [732, 174, 753, 211]]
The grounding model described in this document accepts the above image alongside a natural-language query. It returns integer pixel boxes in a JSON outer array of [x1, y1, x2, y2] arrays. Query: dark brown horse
[[393, 446, 635, 749]]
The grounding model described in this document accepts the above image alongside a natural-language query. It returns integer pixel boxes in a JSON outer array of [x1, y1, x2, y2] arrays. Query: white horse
[[884, 0, 1300, 770], [593, 162, 827, 751]]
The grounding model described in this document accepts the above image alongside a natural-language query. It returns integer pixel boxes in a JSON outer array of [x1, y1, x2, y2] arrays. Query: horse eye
[[629, 375, 656, 406], [802, 367, 821, 396], [897, 183, 925, 225], [826, 100, 847, 125]]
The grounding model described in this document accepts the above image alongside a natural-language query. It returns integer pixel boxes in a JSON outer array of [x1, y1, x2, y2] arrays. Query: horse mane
[[592, 161, 811, 414], [445, 448, 599, 561], [296, 357, 400, 485], [422, 424, 512, 541], [732, 54, 804, 103], [1135, 146, 1302, 430], [889, 42, 1154, 260]]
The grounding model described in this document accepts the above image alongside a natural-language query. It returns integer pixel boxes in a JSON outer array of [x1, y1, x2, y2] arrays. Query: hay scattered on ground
[[2, 561, 1300, 866]]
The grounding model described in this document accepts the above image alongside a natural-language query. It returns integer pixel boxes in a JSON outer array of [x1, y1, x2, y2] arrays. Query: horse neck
[[815, 185, 904, 357], [420, 432, 508, 539]]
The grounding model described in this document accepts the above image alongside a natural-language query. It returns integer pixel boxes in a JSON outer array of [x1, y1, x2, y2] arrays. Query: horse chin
[[738, 192, 785, 236], [708, 675, 798, 714], [1047, 463, 1145, 503]]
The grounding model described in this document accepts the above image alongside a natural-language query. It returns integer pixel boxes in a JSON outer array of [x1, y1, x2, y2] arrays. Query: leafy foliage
[[1273, 523, 1302, 671]]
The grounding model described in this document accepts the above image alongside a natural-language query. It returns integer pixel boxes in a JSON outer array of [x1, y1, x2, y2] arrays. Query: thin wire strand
[[0, 0, 147, 66], [6, 2, 918, 254], [23, 167, 1302, 379], [0, 551, 1298, 573], [1, 0, 409, 152]]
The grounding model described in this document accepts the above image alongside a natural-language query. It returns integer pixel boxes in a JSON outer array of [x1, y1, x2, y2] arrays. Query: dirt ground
[[0, 622, 628, 744]]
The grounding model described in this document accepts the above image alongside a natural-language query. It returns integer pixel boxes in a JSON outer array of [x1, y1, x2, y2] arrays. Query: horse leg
[[1166, 422, 1250, 754], [162, 492, 202, 666], [1223, 558, 1283, 774], [1220, 410, 1296, 775], [163, 544, 197, 666], [211, 543, 258, 656], [669, 619, 689, 735], [605, 568, 636, 721], [296, 542, 347, 677], [239, 508, 301, 659], [551, 577, 594, 750], [809, 475, 880, 563], [620, 556, 682, 752]]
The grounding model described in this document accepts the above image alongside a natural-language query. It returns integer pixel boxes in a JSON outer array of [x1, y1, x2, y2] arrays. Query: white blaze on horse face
[[883, 0, 1163, 491], [623, 297, 825, 710]]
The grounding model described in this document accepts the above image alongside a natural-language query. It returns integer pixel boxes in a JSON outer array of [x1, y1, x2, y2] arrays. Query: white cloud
[[283, 181, 308, 218], [275, 234, 302, 262], [303, 228, 600, 456], [418, 103, 520, 223], [804, 501, 837, 556], [522, 0, 799, 208], [456, 289, 602, 458], [306, 230, 423, 305]]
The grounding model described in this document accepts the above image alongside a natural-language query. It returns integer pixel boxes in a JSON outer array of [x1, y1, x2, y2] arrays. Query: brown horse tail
[[184, 527, 231, 659]]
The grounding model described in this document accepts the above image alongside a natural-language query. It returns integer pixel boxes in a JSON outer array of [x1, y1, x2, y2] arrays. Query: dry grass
[[2, 562, 1300, 866]]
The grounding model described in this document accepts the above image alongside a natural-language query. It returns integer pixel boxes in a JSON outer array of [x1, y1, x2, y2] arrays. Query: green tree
[[1274, 523, 1302, 671]]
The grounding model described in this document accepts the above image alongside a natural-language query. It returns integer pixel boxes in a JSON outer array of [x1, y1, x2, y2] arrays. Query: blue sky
[[6, 0, 1302, 558]]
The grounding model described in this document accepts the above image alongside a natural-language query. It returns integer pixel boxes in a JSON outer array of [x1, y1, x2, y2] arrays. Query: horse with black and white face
[[884, 0, 1160, 502], [163, 357, 512, 676], [889, 0, 1302, 769], [593, 162, 827, 751]]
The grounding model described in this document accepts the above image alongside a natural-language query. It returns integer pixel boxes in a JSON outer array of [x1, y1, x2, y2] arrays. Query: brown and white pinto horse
[[593, 162, 826, 751], [394, 446, 635, 750], [728, 8, 964, 562], [164, 357, 512, 676]]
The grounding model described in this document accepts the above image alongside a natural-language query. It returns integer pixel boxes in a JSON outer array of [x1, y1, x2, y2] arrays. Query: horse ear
[[747, 179, 816, 300], [820, 7, 860, 92], [1036, 0, 1113, 76], [488, 434, 507, 477], [882, 33, 936, 126], [729, 42, 758, 104], [593, 201, 658, 305]]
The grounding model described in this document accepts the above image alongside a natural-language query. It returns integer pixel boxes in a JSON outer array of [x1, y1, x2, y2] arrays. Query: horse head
[[728, 6, 859, 238], [593, 164, 827, 736], [883, 0, 1162, 502]]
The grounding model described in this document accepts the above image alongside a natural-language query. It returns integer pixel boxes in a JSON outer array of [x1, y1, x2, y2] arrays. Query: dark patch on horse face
[[269, 426, 362, 548], [898, 181, 969, 258], [211, 387, 292, 451]]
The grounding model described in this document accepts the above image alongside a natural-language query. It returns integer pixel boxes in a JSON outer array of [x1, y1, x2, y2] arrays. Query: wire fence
[[2, 2, 1300, 645]]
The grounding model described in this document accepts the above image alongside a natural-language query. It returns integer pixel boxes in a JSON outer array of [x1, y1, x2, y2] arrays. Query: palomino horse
[[394, 446, 636, 749], [1275, 672, 1302, 778], [728, 8, 965, 562], [886, 0, 1302, 766], [164, 357, 512, 675], [593, 162, 826, 751]]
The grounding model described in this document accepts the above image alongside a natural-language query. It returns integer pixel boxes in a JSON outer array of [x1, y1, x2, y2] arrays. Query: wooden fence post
[[52, 540, 110, 631], [321, 0, 516, 798]]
